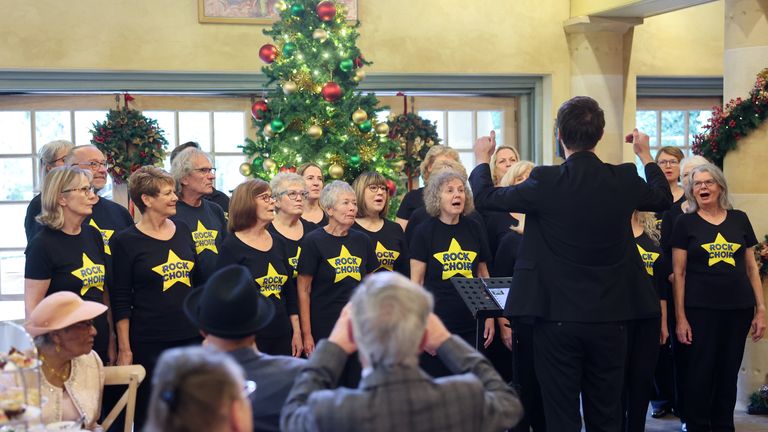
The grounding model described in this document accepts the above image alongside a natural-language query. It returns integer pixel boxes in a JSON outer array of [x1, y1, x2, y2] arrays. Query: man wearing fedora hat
[[184, 264, 305, 432]]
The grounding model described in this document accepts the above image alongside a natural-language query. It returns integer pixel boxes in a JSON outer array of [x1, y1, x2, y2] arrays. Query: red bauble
[[321, 82, 343, 102], [288, 166, 297, 173], [279, 166, 289, 173], [316, 1, 336, 21], [259, 44, 279, 63], [354, 55, 365, 68], [251, 100, 268, 120], [385, 179, 397, 197]]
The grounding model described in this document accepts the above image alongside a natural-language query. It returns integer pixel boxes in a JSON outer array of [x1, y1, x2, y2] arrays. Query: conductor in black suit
[[469, 96, 672, 431]]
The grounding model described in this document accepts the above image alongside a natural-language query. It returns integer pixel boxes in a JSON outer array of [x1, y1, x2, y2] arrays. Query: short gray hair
[[64, 144, 102, 165], [319, 180, 354, 211], [423, 169, 474, 218], [270, 172, 306, 196], [683, 163, 732, 213], [38, 139, 74, 180], [170, 147, 212, 193], [350, 272, 433, 367], [679, 155, 709, 187]]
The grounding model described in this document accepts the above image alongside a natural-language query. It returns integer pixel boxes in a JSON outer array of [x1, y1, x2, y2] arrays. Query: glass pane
[[0, 250, 25, 296], [0, 111, 32, 154], [0, 158, 34, 201], [417, 111, 445, 143], [447, 111, 473, 149], [660, 110, 686, 147], [144, 111, 176, 148], [74, 111, 108, 146], [457, 152, 474, 173], [213, 112, 246, 152], [0, 204, 29, 248], [635, 111, 658, 148], [214, 155, 247, 196], [35, 111, 72, 146], [0, 302, 24, 322], [179, 112, 211, 152], [477, 111, 504, 146], [689, 110, 711, 136]]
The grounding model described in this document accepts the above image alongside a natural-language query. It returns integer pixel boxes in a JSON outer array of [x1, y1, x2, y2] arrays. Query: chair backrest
[[101, 365, 146, 432]]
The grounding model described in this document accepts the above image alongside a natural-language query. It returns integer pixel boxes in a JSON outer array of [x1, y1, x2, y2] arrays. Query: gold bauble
[[312, 28, 329, 42], [283, 80, 298, 95], [393, 160, 406, 173], [264, 123, 275, 138], [375, 122, 390, 136], [328, 163, 344, 179], [353, 69, 366, 82], [351, 108, 368, 124], [263, 158, 277, 171], [307, 125, 323, 139], [239, 162, 252, 176], [273, 0, 288, 13]]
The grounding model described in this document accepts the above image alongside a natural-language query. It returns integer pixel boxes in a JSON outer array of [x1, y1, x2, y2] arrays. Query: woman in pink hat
[[25, 291, 108, 430]]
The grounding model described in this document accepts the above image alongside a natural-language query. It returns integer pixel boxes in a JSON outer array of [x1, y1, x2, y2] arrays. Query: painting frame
[[198, 0, 359, 24]]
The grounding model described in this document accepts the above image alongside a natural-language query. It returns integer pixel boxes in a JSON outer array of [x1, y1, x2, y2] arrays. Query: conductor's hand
[[629, 128, 653, 165], [474, 130, 496, 165], [423, 313, 452, 356], [328, 305, 357, 354]]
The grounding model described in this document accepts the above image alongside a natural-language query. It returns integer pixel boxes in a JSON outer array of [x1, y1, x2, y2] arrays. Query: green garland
[[692, 68, 768, 167], [386, 112, 442, 179], [90, 106, 169, 184]]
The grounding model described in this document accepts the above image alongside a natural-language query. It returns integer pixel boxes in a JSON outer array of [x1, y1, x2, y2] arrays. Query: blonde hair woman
[[490, 145, 520, 185], [297, 162, 328, 226]]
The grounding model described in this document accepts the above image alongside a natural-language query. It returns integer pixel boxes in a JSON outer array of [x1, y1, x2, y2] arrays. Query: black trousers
[[131, 336, 203, 431], [257, 335, 292, 356], [669, 298, 691, 424], [534, 321, 627, 432], [684, 307, 752, 432], [622, 318, 661, 432], [512, 321, 546, 432]]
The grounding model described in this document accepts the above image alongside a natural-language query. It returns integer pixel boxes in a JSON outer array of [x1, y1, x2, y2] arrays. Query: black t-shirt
[[396, 187, 424, 220], [24, 193, 43, 242], [110, 223, 198, 342], [301, 212, 328, 227], [411, 216, 491, 334], [405, 207, 487, 248], [268, 219, 319, 279], [296, 228, 377, 339], [216, 232, 296, 338], [171, 200, 227, 284], [24, 225, 110, 353], [204, 188, 230, 213], [351, 220, 410, 277], [670, 210, 757, 309], [85, 197, 134, 256], [635, 231, 663, 300], [483, 211, 519, 263], [492, 230, 522, 277]]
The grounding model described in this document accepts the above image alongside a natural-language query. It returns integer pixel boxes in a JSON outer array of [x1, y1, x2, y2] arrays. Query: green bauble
[[358, 120, 373, 133], [252, 158, 263, 172], [290, 3, 305, 16], [339, 59, 354, 72], [271, 119, 286, 133], [283, 42, 297, 57], [349, 155, 361, 167]]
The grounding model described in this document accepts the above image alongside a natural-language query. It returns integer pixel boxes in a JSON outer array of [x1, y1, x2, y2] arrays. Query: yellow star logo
[[151, 250, 195, 291], [327, 245, 363, 283], [70, 253, 105, 296], [433, 238, 477, 280], [192, 221, 219, 255], [254, 263, 288, 299], [288, 246, 301, 278], [701, 233, 741, 267], [374, 242, 400, 272], [89, 219, 114, 255], [636, 244, 659, 276]]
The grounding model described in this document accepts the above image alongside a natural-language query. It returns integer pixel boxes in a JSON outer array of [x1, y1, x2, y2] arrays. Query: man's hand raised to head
[[328, 304, 357, 354], [422, 313, 452, 356], [474, 130, 496, 165]]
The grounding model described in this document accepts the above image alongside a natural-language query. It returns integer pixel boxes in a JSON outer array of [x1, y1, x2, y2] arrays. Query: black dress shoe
[[651, 407, 670, 418]]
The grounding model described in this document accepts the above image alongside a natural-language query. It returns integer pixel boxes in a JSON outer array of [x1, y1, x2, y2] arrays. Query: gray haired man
[[281, 271, 522, 432]]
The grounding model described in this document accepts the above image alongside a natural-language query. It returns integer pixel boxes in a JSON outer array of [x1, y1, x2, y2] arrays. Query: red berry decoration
[[289, 166, 297, 173], [251, 100, 268, 120], [321, 82, 343, 102], [385, 179, 397, 197], [316, 1, 337, 21], [354, 55, 365, 68], [259, 44, 279, 63]]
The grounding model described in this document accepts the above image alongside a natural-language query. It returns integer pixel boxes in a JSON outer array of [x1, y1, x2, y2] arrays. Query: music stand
[[450, 277, 513, 350]]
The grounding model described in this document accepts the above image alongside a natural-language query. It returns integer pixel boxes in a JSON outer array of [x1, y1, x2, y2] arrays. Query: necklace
[[40, 354, 72, 382]]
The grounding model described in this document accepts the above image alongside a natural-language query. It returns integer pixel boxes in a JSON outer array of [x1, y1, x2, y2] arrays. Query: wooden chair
[[101, 365, 146, 432]]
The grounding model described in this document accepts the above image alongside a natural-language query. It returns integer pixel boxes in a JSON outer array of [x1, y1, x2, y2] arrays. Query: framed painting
[[199, 0, 358, 24]]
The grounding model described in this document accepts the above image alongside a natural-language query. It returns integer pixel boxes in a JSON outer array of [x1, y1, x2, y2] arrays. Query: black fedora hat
[[184, 264, 275, 339]]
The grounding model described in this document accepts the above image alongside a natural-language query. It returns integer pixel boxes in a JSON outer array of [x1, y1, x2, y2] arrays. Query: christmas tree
[[241, 0, 403, 192]]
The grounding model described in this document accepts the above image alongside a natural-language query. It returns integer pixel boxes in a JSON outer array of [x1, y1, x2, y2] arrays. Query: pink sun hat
[[25, 292, 107, 338]]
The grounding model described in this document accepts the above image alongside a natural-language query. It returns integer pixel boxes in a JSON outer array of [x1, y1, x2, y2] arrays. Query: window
[[0, 95, 252, 320]]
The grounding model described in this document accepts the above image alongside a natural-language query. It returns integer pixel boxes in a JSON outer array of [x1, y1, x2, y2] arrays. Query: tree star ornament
[[316, 1, 337, 21], [352, 108, 368, 124], [312, 28, 329, 42], [258, 44, 279, 63]]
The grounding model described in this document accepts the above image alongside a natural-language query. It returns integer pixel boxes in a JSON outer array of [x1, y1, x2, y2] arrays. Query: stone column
[[564, 17, 642, 163], [721, 0, 768, 408]]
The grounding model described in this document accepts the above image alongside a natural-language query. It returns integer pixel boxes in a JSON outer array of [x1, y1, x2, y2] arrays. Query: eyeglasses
[[693, 179, 717, 189], [193, 167, 217, 175], [657, 160, 680, 167], [62, 185, 96, 195], [242, 380, 257, 399], [280, 190, 309, 201], [75, 161, 110, 170], [255, 192, 276, 203], [367, 184, 387, 193], [47, 155, 67, 166]]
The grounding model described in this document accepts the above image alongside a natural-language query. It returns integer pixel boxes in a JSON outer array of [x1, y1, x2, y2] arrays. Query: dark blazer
[[280, 337, 522, 432], [469, 151, 672, 322]]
